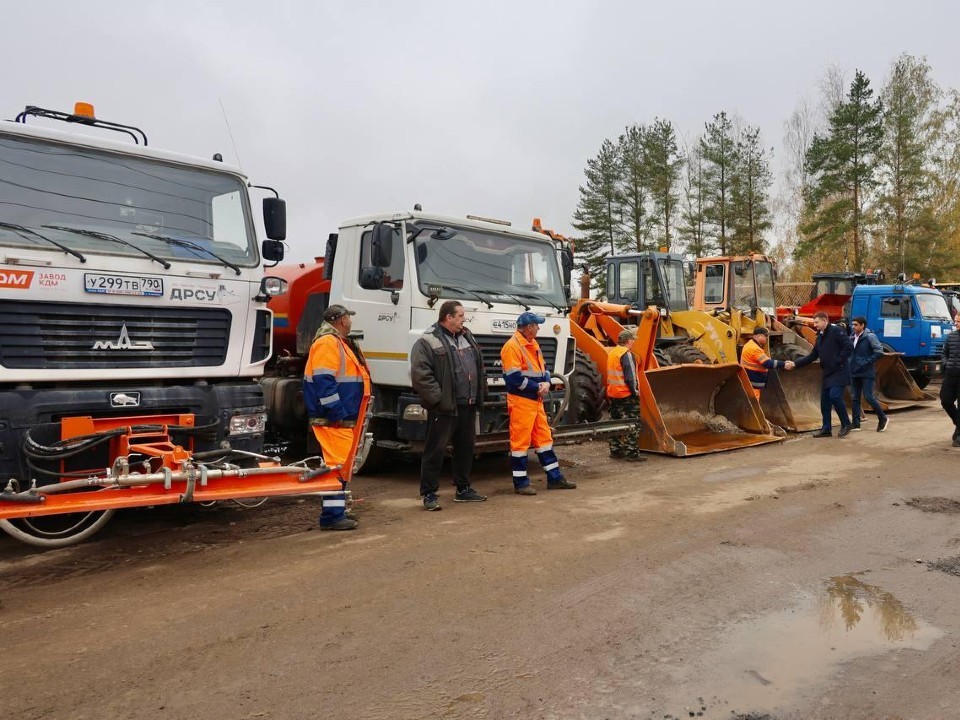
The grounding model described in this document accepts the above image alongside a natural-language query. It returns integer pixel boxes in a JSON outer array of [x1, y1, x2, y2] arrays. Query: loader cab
[[810, 271, 882, 301], [605, 252, 689, 313], [693, 255, 777, 316]]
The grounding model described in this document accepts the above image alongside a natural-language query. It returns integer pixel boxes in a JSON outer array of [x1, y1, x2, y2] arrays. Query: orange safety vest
[[740, 338, 772, 391], [607, 346, 632, 399]]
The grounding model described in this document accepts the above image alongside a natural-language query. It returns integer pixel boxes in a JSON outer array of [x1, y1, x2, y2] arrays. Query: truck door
[[354, 223, 411, 387], [874, 295, 914, 352]]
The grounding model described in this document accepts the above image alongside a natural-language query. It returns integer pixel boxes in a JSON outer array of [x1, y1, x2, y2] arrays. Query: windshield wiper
[[132, 231, 241, 276], [43, 225, 171, 269], [508, 290, 566, 313], [0, 222, 87, 263], [431, 284, 493, 309]]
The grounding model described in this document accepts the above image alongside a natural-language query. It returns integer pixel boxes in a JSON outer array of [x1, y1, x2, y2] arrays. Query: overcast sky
[[5, 0, 960, 261]]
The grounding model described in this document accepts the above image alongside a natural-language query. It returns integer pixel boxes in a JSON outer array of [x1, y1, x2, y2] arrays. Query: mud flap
[[637, 363, 784, 456], [760, 364, 824, 433]]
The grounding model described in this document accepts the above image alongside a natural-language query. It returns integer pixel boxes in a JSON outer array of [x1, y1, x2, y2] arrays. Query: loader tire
[[771, 344, 808, 362], [664, 343, 710, 365], [653, 348, 673, 367], [564, 349, 606, 424]]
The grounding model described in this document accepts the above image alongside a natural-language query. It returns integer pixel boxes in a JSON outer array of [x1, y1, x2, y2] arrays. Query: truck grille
[[0, 300, 231, 369], [472, 334, 558, 378]]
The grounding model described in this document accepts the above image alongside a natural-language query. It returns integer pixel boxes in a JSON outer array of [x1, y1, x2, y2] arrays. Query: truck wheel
[[910, 371, 931, 390], [564, 349, 606, 424], [664, 343, 710, 365], [0, 510, 116, 549]]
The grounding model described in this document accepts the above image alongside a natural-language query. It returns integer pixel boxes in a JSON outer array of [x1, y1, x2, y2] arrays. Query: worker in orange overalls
[[740, 326, 793, 400], [304, 304, 371, 530], [500, 312, 576, 495]]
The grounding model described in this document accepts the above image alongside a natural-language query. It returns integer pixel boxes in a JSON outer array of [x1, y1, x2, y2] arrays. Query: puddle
[[671, 575, 942, 716]]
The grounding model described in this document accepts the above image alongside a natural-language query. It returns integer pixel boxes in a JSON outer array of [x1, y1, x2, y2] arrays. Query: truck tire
[[664, 343, 710, 365], [564, 349, 606, 424], [910, 371, 931, 390]]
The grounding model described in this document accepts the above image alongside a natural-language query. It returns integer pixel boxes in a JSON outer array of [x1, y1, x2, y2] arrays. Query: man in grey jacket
[[849, 316, 889, 432], [411, 300, 487, 511]]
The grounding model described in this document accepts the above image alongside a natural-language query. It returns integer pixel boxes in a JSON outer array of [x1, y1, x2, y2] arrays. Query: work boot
[[320, 517, 358, 531], [547, 477, 577, 490], [454, 487, 487, 503], [422, 493, 442, 511], [514, 485, 537, 496]]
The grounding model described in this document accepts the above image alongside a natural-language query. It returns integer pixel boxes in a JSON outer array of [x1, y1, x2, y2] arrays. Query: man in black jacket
[[849, 316, 889, 432], [794, 311, 854, 437], [940, 315, 960, 446], [411, 301, 487, 510]]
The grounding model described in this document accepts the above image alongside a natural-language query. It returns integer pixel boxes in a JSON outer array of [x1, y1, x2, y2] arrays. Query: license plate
[[84, 273, 163, 297]]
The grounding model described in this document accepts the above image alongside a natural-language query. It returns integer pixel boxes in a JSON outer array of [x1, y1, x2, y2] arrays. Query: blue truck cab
[[849, 284, 953, 388]]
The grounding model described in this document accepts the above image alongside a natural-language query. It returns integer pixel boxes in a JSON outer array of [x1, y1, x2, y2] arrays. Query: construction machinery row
[[0, 101, 935, 549]]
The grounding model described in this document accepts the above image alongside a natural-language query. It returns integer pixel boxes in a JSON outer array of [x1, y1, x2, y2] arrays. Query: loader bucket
[[636, 363, 783, 456], [859, 353, 935, 411], [759, 364, 824, 432]]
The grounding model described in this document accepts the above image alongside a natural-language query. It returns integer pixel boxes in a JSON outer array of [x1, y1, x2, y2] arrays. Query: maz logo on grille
[[92, 323, 155, 351]]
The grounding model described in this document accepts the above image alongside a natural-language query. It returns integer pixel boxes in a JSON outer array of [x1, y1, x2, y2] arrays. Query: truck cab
[[265, 210, 595, 470], [850, 284, 953, 388]]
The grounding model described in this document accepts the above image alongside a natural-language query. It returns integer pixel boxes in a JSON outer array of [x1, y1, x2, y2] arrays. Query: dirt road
[[3, 401, 960, 720]]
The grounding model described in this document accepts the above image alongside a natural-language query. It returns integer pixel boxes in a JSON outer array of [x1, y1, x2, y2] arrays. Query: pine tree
[[730, 126, 773, 254], [679, 141, 712, 257], [618, 124, 649, 253], [799, 70, 883, 270], [701, 112, 739, 254], [876, 54, 942, 276], [643, 118, 683, 251], [572, 139, 624, 289]]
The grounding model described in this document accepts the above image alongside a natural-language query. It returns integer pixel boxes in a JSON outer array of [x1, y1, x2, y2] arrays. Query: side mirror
[[360, 266, 385, 290], [371, 223, 394, 268], [263, 197, 287, 240], [262, 239, 284, 264], [560, 247, 573, 296]]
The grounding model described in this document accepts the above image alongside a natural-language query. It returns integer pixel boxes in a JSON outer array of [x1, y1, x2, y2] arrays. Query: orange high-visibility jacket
[[304, 330, 370, 422], [501, 331, 549, 401], [607, 345, 638, 399]]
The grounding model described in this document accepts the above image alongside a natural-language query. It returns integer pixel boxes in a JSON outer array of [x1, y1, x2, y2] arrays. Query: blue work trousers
[[851, 377, 886, 425]]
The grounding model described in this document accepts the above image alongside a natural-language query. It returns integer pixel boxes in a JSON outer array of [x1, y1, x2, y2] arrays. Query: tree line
[[572, 53, 960, 284]]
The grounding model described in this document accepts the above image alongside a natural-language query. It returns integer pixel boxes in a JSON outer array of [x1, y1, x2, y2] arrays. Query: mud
[[927, 555, 960, 577], [2, 401, 960, 719], [905, 496, 960, 513]]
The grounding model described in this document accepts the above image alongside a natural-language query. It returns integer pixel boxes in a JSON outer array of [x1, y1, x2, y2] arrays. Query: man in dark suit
[[795, 311, 854, 437], [849, 316, 889, 433]]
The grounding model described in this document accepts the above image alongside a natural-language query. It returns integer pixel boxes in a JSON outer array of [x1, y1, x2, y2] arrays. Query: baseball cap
[[323, 304, 356, 322], [516, 311, 546, 327]]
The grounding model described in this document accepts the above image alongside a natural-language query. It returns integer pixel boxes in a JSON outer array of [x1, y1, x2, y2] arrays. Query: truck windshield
[[657, 258, 689, 312], [0, 133, 257, 266], [413, 224, 566, 309], [917, 293, 951, 321], [754, 261, 776, 315]]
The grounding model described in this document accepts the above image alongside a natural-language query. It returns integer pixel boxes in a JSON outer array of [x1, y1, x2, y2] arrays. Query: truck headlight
[[229, 412, 267, 435]]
